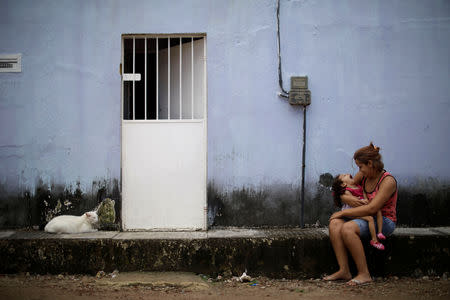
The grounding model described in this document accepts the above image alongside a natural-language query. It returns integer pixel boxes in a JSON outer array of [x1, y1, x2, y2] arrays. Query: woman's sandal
[[347, 279, 372, 286], [370, 240, 385, 250], [377, 232, 386, 240]]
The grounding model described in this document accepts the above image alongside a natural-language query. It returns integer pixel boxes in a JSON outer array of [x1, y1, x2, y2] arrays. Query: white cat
[[44, 211, 99, 234]]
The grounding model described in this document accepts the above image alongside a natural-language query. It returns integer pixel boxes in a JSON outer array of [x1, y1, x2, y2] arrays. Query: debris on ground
[[96, 271, 106, 278], [110, 270, 119, 278], [239, 270, 252, 283]]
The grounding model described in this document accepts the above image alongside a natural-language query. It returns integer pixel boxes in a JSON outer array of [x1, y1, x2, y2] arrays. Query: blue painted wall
[[1, 0, 449, 228]]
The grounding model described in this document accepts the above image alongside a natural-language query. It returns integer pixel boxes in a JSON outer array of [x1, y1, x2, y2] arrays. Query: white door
[[121, 35, 207, 230]]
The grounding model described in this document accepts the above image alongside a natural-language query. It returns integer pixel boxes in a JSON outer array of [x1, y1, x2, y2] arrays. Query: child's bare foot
[[323, 270, 352, 281], [347, 274, 373, 286]]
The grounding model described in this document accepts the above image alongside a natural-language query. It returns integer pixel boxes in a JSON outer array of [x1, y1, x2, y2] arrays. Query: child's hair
[[353, 142, 384, 172], [331, 175, 346, 208]]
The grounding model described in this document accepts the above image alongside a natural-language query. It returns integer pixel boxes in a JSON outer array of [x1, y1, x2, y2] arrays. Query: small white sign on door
[[123, 73, 141, 81]]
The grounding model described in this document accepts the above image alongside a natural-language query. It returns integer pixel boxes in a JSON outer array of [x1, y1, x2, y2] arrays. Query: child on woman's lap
[[332, 174, 386, 250]]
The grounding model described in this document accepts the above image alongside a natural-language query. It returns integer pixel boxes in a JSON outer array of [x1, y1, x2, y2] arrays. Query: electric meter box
[[291, 76, 308, 89], [289, 76, 311, 106]]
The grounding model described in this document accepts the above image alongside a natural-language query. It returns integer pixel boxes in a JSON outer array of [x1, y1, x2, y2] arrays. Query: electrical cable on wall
[[277, 0, 289, 98], [276, 0, 310, 228]]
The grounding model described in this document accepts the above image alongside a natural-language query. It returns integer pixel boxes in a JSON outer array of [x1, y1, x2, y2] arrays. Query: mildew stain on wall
[[0, 178, 120, 229], [207, 174, 450, 228]]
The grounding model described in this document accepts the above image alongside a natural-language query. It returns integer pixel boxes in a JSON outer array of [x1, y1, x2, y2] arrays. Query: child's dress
[[341, 185, 364, 211]]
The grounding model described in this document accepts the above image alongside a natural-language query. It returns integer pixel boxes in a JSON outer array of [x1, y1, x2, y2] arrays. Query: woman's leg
[[360, 216, 377, 242], [323, 218, 352, 281], [341, 221, 373, 284]]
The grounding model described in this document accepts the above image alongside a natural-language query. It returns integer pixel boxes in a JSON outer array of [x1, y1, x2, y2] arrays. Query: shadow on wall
[[208, 173, 450, 228], [0, 178, 121, 230]]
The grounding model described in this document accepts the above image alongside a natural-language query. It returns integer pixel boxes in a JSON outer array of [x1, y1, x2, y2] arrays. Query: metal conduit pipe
[[300, 106, 307, 228]]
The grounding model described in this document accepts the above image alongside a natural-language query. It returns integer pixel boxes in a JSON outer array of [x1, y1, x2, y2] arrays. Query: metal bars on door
[[122, 35, 205, 121]]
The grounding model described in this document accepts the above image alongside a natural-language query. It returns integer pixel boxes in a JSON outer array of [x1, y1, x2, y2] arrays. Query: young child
[[332, 173, 386, 250]]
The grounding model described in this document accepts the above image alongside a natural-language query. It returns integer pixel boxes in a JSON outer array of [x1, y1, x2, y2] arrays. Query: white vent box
[[0, 54, 22, 72]]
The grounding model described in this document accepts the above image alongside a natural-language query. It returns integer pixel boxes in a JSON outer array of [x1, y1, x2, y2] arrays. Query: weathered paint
[[1, 0, 449, 228], [0, 178, 120, 229], [396, 180, 450, 227], [208, 175, 450, 227], [208, 182, 301, 227]]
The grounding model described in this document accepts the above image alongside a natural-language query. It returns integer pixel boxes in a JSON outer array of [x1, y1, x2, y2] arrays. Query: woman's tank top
[[363, 171, 397, 222]]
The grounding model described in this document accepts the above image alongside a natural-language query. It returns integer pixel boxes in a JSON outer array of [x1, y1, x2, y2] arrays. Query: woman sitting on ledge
[[325, 143, 398, 286]]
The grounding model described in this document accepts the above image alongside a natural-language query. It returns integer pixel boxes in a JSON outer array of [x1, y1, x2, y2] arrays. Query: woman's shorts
[[351, 216, 396, 239]]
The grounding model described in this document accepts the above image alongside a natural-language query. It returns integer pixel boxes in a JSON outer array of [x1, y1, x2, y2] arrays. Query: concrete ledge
[[0, 228, 448, 278]]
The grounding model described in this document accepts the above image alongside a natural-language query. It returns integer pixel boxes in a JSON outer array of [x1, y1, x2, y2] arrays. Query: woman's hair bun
[[370, 142, 380, 152]]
